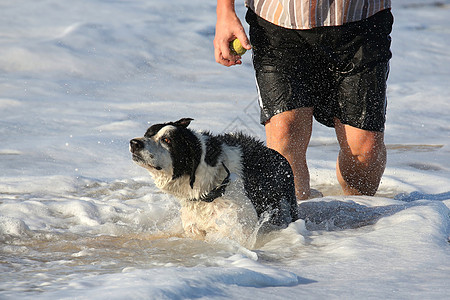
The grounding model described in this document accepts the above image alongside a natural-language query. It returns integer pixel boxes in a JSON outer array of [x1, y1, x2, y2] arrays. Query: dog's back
[[212, 132, 299, 226]]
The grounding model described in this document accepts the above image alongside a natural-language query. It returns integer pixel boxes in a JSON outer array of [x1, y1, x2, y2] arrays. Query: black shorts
[[246, 9, 393, 132]]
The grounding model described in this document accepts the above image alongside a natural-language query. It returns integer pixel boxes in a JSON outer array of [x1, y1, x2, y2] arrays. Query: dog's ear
[[173, 118, 193, 128]]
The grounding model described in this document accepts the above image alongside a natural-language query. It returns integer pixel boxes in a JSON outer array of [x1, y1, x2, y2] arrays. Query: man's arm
[[214, 0, 251, 67]]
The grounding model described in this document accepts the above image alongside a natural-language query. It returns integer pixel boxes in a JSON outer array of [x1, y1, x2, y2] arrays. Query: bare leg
[[265, 108, 314, 200], [334, 119, 386, 196]]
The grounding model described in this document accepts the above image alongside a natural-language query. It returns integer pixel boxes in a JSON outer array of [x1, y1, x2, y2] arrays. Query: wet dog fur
[[130, 118, 298, 239]]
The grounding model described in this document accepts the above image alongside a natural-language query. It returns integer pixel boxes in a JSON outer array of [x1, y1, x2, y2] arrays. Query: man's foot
[[309, 188, 323, 199], [297, 188, 323, 201]]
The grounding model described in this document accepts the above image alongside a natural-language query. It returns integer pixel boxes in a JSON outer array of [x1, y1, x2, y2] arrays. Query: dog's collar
[[191, 162, 231, 203]]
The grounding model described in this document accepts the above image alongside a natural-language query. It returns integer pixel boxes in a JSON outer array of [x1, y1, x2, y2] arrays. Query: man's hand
[[214, 0, 251, 67]]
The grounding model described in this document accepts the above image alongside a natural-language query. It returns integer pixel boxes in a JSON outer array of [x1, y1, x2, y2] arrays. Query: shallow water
[[0, 176, 411, 295], [1, 0, 450, 298], [1, 232, 241, 293]]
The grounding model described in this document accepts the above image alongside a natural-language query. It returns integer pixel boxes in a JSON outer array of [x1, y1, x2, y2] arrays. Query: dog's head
[[130, 118, 201, 188]]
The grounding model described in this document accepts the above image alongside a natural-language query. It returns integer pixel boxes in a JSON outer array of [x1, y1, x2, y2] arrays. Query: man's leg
[[265, 108, 314, 200], [334, 119, 386, 196]]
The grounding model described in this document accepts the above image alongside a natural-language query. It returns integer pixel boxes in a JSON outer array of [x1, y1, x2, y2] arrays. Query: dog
[[129, 118, 298, 240]]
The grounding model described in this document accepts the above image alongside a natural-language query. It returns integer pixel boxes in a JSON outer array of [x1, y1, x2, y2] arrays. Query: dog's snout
[[130, 139, 144, 152]]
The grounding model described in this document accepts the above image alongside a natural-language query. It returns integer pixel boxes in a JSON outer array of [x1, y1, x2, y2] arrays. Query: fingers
[[214, 38, 242, 67], [215, 49, 242, 67], [217, 53, 242, 67], [235, 32, 252, 51], [214, 33, 251, 67]]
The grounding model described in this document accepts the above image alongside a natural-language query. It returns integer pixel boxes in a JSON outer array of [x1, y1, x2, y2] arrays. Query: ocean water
[[1, 0, 449, 299]]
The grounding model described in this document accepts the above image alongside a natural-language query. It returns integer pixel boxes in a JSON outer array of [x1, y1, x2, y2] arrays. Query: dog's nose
[[130, 139, 144, 152]]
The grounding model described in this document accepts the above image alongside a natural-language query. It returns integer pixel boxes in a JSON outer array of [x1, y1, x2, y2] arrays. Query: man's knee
[[350, 134, 385, 165], [335, 120, 385, 164]]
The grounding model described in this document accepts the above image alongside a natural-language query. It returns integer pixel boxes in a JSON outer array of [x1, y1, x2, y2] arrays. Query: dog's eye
[[162, 137, 171, 145]]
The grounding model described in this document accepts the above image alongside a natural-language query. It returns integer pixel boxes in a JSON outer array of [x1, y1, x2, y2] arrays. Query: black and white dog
[[130, 118, 298, 240]]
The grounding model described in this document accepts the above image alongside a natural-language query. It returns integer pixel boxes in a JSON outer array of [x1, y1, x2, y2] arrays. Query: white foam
[[0, 216, 31, 239]]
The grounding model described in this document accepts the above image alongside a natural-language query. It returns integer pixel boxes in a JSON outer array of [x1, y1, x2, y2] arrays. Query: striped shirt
[[245, 0, 391, 29]]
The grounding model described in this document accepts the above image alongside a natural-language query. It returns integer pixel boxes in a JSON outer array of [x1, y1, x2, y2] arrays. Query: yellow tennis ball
[[230, 39, 247, 56]]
